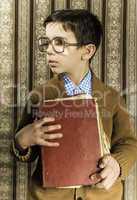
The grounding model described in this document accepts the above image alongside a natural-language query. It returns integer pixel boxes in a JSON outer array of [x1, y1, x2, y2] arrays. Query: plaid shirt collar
[[60, 70, 92, 96]]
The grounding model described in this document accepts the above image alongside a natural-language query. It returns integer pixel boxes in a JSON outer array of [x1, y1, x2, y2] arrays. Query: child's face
[[45, 22, 87, 75]]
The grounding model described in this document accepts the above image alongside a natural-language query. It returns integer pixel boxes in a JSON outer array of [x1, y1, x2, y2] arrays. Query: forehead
[[45, 22, 76, 40]]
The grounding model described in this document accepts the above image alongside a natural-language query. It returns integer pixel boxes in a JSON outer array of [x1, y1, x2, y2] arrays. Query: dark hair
[[43, 9, 103, 59]]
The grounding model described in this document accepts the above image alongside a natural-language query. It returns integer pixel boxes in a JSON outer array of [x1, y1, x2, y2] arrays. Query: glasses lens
[[38, 38, 49, 52], [53, 38, 64, 53]]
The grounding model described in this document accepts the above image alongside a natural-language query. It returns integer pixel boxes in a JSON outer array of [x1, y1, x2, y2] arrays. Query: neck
[[67, 63, 90, 85]]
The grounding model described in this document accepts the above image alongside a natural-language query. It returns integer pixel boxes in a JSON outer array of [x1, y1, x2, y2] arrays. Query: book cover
[[38, 95, 110, 188]]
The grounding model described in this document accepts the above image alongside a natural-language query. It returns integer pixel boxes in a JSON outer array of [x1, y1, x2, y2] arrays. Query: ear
[[82, 44, 96, 61]]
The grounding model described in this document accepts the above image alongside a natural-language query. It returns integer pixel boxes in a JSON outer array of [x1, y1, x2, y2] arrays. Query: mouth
[[48, 59, 59, 68], [48, 60, 58, 64], [48, 60, 59, 68]]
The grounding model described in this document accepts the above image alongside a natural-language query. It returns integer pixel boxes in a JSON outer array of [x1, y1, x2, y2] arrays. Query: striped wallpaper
[[0, 0, 137, 199]]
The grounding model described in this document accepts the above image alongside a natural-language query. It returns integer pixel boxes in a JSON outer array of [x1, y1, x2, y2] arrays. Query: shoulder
[[92, 73, 124, 111], [93, 73, 121, 99], [27, 76, 62, 104]]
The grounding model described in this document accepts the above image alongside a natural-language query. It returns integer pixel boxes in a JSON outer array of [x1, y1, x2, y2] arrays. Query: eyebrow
[[45, 36, 68, 40]]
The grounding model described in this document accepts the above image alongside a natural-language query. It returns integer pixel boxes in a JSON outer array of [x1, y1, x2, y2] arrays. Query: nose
[[46, 42, 54, 55]]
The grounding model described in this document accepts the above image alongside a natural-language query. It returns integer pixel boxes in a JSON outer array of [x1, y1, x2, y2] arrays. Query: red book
[[38, 95, 110, 188]]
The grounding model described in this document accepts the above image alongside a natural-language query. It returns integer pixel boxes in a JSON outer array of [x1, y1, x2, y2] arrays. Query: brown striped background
[[0, 0, 137, 200]]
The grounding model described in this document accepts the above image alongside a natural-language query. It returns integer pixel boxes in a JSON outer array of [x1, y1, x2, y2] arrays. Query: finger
[[43, 133, 63, 140], [36, 138, 60, 147], [95, 176, 110, 189], [34, 117, 55, 128], [95, 182, 104, 189], [42, 124, 61, 132], [99, 155, 111, 168], [90, 173, 102, 183], [98, 175, 115, 190], [99, 166, 112, 179]]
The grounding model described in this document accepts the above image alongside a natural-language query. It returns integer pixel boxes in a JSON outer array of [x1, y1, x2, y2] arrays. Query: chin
[[50, 67, 65, 74]]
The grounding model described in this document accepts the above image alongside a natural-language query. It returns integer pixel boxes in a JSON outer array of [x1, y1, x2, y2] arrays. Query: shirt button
[[77, 197, 83, 200]]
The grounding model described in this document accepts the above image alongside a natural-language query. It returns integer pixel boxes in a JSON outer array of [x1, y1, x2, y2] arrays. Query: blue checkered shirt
[[61, 70, 92, 96]]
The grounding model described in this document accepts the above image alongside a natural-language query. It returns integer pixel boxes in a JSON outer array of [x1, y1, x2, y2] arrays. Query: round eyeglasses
[[38, 37, 80, 53]]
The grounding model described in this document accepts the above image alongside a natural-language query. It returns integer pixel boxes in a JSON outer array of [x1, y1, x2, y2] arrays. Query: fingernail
[[90, 174, 96, 180], [99, 164, 104, 168], [53, 142, 60, 146], [44, 117, 55, 121], [50, 117, 55, 121], [58, 125, 61, 129], [59, 134, 63, 137]]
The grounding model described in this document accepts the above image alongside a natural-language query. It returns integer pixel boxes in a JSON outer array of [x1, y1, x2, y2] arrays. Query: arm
[[111, 95, 137, 179], [12, 103, 40, 162], [90, 94, 137, 189], [12, 96, 63, 162]]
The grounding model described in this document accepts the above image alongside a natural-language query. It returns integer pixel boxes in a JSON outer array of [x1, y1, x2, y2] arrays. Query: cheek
[[61, 55, 78, 66], [57, 48, 82, 67], [63, 49, 81, 61]]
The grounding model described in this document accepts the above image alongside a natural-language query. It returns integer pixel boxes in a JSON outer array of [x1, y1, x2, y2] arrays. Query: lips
[[48, 60, 59, 68], [48, 60, 58, 64]]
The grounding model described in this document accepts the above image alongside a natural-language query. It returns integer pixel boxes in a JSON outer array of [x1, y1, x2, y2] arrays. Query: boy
[[12, 9, 137, 200]]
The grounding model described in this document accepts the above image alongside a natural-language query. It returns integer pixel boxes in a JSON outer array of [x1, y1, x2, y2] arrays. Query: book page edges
[[95, 100, 110, 156], [43, 94, 94, 102]]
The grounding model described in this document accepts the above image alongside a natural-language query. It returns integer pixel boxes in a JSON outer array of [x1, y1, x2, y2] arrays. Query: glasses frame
[[38, 36, 80, 53]]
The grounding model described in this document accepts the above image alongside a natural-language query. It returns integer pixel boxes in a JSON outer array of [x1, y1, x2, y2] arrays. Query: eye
[[41, 38, 49, 47], [38, 37, 49, 52], [54, 38, 64, 46], [39, 37, 49, 47]]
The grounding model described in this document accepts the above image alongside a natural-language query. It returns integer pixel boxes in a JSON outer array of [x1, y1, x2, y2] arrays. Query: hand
[[90, 155, 120, 190], [15, 117, 63, 149]]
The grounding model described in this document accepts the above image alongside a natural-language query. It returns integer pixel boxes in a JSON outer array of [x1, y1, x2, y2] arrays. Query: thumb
[[99, 155, 111, 168]]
